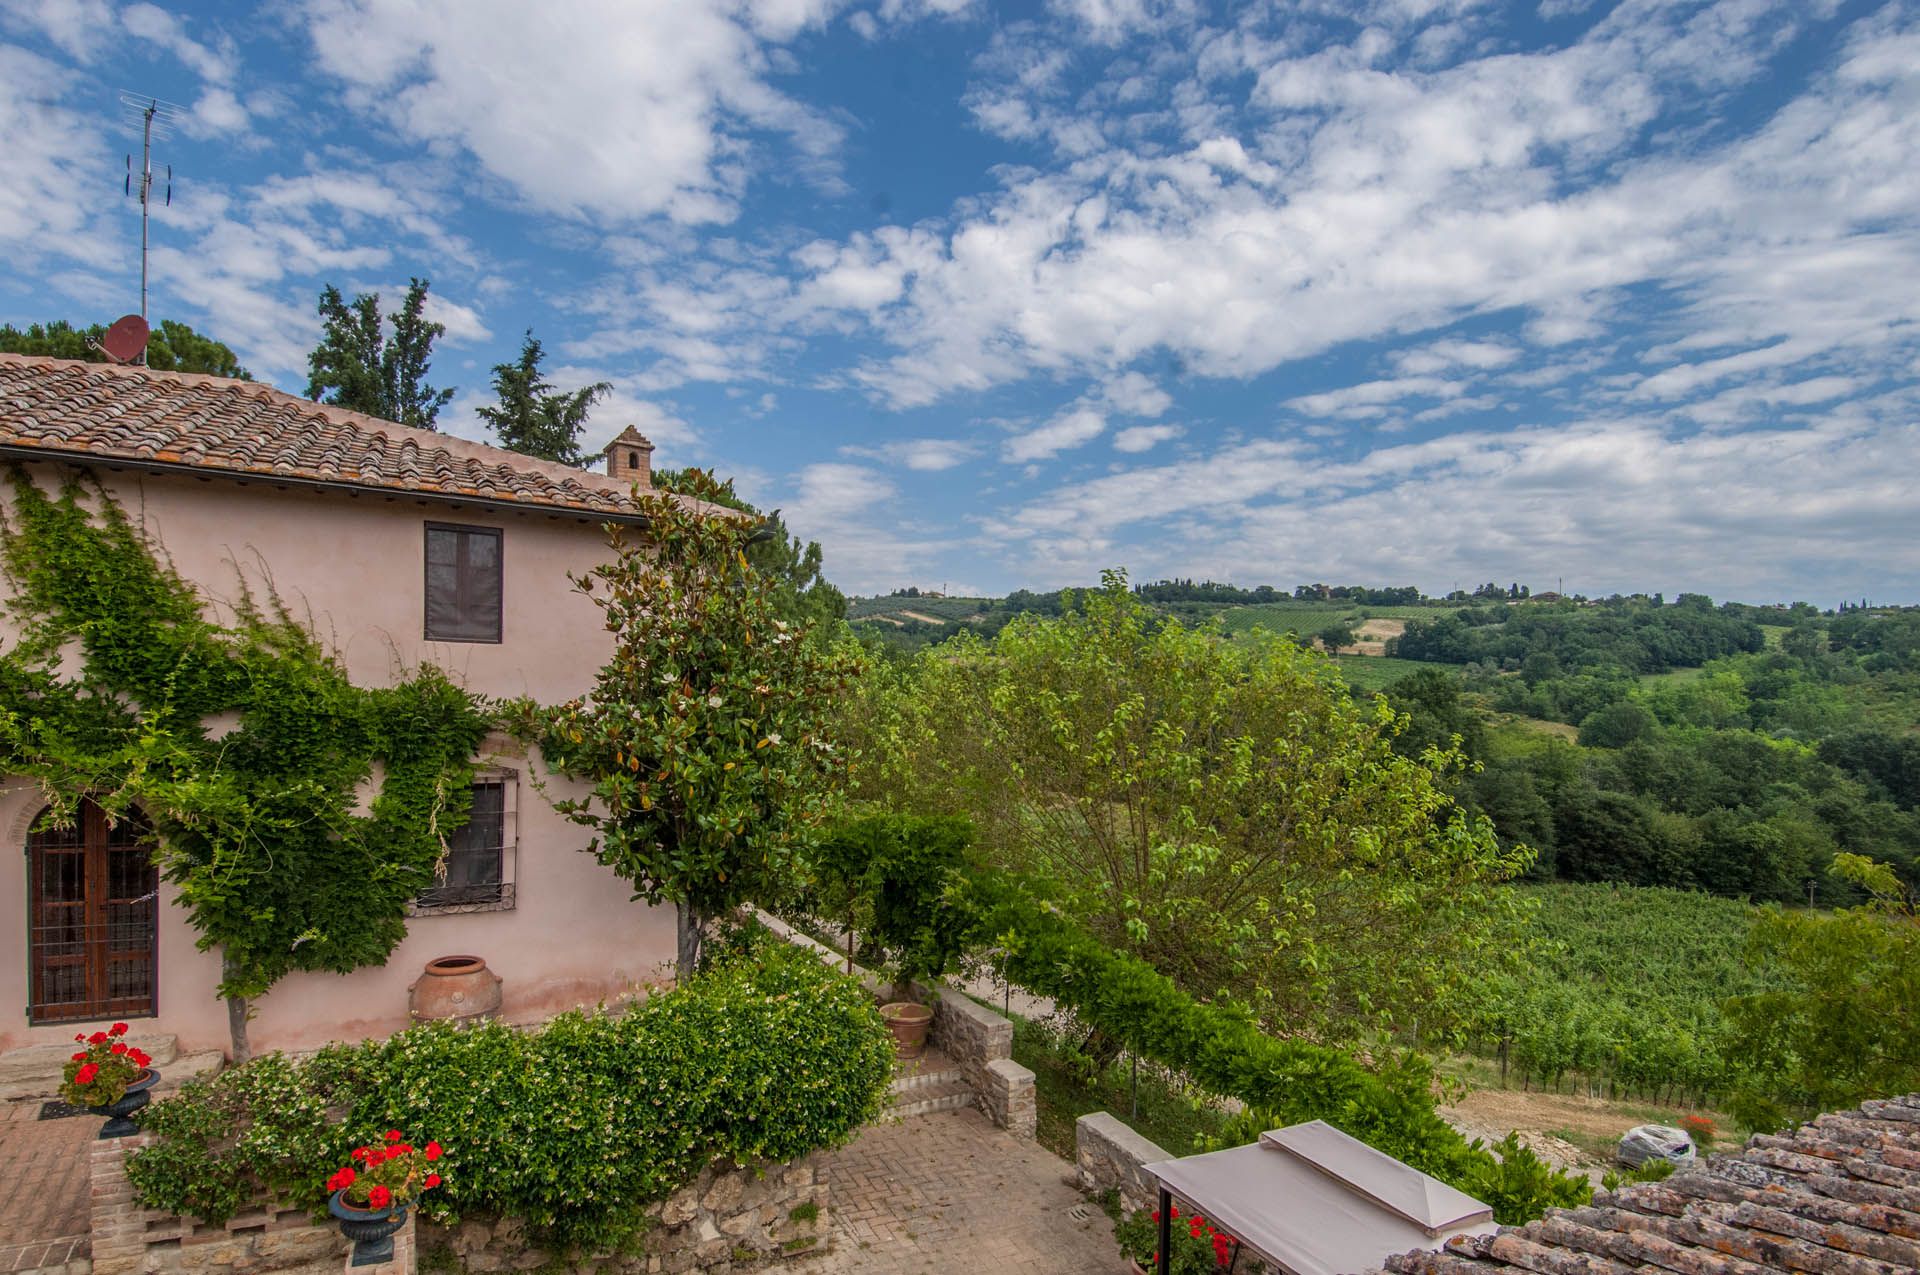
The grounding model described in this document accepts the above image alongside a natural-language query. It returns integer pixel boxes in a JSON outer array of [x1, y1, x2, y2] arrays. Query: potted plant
[[1113, 1202, 1242, 1273], [849, 816, 977, 1059], [325, 1131, 445, 1266], [61, 1022, 158, 1138]]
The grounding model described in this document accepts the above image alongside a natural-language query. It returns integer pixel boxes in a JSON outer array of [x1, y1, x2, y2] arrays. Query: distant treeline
[[1392, 595, 1766, 674], [1132, 579, 1427, 605]]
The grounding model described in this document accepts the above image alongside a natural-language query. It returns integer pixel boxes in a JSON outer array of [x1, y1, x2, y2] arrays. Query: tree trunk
[[221, 952, 252, 1064], [675, 902, 704, 983], [226, 995, 251, 1064]]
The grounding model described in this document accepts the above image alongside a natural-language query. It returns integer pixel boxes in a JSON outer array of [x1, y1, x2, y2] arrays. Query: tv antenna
[[119, 92, 181, 343]]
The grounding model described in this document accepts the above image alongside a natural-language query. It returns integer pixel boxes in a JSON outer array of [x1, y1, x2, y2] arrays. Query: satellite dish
[[93, 314, 150, 365]]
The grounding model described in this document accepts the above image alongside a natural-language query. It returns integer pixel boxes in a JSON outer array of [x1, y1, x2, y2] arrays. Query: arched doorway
[[27, 799, 158, 1023]]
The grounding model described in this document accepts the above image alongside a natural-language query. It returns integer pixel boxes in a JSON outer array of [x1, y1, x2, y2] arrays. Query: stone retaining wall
[[1075, 1111, 1170, 1217], [89, 1136, 410, 1275], [424, 1157, 827, 1275], [91, 1136, 822, 1275]]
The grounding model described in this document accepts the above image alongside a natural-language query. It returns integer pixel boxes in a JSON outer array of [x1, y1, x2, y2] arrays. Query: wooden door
[[27, 799, 158, 1023]]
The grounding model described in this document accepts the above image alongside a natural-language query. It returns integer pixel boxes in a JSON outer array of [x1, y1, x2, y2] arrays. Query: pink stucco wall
[[0, 463, 677, 1056]]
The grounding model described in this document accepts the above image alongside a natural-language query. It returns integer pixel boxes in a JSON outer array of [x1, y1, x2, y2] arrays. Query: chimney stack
[[606, 426, 656, 488]]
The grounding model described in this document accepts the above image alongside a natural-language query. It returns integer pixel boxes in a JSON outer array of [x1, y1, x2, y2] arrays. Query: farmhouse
[[0, 352, 697, 1060]]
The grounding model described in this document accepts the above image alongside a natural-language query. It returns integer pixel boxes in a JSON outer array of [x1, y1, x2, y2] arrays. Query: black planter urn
[[88, 1069, 159, 1139], [330, 1192, 409, 1267]]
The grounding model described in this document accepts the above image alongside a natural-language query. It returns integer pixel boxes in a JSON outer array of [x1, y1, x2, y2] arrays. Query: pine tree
[[475, 332, 611, 465], [306, 277, 454, 430]]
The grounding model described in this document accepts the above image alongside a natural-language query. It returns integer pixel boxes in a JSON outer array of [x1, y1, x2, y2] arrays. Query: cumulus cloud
[[1004, 406, 1106, 462], [1112, 423, 1182, 452], [297, 0, 851, 224]]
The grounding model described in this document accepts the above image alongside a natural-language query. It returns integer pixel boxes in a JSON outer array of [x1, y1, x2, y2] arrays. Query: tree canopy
[[653, 467, 848, 627], [475, 332, 611, 465], [528, 469, 862, 978], [306, 278, 454, 429], [846, 572, 1531, 1042], [0, 318, 250, 378]]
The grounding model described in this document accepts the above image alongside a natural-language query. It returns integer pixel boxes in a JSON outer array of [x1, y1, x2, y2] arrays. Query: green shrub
[[964, 873, 1592, 1223], [128, 937, 890, 1249]]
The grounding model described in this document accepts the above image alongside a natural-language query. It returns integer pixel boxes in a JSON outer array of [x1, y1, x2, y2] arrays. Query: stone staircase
[[0, 1033, 225, 1102], [887, 1047, 976, 1119]]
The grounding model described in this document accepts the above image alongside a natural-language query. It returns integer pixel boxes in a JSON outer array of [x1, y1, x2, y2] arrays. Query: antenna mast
[[119, 93, 179, 357]]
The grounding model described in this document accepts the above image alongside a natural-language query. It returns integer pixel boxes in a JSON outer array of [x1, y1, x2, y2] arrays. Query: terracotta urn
[[408, 955, 502, 1022], [879, 1001, 933, 1058]]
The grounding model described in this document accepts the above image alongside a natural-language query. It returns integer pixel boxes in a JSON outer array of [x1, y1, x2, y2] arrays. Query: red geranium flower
[[385, 1129, 402, 1143], [328, 1167, 356, 1192], [424, 1141, 443, 1162], [351, 1147, 371, 1162], [367, 1185, 392, 1209], [110, 1022, 128, 1035], [110, 1042, 127, 1055], [71, 1052, 87, 1062], [424, 1174, 441, 1189], [74, 1063, 99, 1084], [88, 1031, 108, 1046]]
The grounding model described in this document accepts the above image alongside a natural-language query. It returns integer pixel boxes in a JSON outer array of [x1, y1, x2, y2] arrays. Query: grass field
[[1331, 655, 1448, 691]]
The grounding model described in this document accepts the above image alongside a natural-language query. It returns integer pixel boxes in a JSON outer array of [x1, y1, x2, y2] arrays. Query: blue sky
[[3, 1, 1917, 602]]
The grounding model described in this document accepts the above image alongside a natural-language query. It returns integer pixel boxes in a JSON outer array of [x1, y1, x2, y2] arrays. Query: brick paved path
[[797, 1107, 1120, 1274], [0, 1099, 93, 1267]]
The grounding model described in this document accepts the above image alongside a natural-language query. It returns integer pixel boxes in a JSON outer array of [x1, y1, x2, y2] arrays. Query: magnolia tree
[[533, 472, 861, 979]]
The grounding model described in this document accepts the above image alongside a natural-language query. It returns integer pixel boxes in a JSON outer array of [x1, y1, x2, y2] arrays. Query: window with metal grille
[[28, 800, 158, 1024], [424, 523, 503, 643], [417, 779, 513, 911]]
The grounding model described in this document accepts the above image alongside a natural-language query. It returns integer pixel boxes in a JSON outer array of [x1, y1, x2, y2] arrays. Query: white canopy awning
[[1144, 1121, 1498, 1275]]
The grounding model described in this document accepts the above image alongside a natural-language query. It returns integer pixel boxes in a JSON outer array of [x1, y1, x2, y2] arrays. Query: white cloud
[[744, 0, 1919, 418], [1287, 375, 1465, 419], [297, 0, 850, 224], [843, 438, 979, 470], [0, 1, 113, 60], [422, 292, 490, 345], [1100, 370, 1172, 417], [1004, 406, 1105, 462], [978, 392, 1920, 601], [1112, 423, 1182, 452]]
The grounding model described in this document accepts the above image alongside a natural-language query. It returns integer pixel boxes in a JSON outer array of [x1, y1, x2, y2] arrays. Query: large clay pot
[[330, 1191, 409, 1267], [408, 955, 502, 1023], [880, 1001, 933, 1059], [88, 1068, 159, 1139]]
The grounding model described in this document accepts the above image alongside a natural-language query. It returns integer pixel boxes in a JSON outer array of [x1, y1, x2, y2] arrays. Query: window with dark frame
[[418, 781, 507, 908], [424, 523, 503, 642]]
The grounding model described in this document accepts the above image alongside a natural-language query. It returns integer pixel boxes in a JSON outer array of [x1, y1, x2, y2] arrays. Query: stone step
[[890, 1065, 965, 1096], [888, 1078, 975, 1119], [0, 1033, 182, 1101], [155, 1051, 226, 1094]]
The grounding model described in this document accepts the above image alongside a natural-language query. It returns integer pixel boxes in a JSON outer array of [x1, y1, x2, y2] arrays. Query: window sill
[[410, 883, 516, 917]]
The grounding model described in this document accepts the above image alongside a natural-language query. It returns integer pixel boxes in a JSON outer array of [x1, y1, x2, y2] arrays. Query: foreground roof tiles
[[1379, 1095, 1920, 1275], [0, 354, 695, 519]]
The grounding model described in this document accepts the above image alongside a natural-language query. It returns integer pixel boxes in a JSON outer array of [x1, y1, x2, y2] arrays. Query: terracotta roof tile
[[0, 354, 713, 520], [1377, 1095, 1920, 1275]]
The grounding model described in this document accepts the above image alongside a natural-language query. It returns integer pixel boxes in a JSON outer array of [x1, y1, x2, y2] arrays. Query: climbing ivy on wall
[[0, 470, 492, 1052]]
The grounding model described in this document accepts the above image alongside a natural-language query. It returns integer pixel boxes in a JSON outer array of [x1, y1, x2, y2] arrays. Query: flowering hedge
[[127, 935, 891, 1248]]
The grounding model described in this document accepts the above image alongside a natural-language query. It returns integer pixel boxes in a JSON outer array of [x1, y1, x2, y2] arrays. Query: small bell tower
[[606, 426, 655, 488]]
